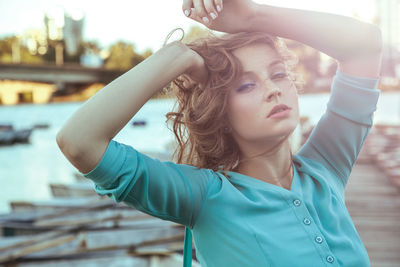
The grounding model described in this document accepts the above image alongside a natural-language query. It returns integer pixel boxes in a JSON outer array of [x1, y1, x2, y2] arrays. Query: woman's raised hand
[[184, 46, 208, 86], [167, 41, 208, 86], [182, 0, 257, 33]]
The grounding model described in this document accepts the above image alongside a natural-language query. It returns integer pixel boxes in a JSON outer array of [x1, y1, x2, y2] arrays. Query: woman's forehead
[[233, 44, 283, 68], [240, 59, 285, 76], [233, 43, 278, 57]]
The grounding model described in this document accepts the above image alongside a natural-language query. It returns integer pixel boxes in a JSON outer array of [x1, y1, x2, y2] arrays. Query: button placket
[[288, 197, 338, 266], [292, 199, 312, 227]]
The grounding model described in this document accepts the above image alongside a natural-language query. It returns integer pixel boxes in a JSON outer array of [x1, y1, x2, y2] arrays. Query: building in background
[[44, 7, 64, 42], [43, 8, 85, 64], [63, 11, 84, 56]]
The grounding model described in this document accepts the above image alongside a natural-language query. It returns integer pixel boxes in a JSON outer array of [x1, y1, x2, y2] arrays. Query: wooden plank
[[345, 185, 400, 193], [148, 254, 201, 267], [16, 253, 149, 267], [132, 241, 184, 256], [49, 183, 97, 198], [367, 250, 400, 261], [1, 208, 175, 238], [13, 253, 201, 267], [2, 197, 115, 223], [363, 240, 400, 250], [83, 227, 183, 251], [9, 196, 101, 211], [351, 219, 400, 230], [1, 198, 127, 234], [0, 233, 76, 263], [1, 226, 185, 263], [0, 228, 73, 253], [14, 228, 184, 262], [346, 162, 400, 267]]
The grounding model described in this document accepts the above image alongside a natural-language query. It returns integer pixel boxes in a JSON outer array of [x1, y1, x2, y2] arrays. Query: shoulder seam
[[296, 153, 346, 201], [308, 140, 347, 189], [190, 169, 219, 229]]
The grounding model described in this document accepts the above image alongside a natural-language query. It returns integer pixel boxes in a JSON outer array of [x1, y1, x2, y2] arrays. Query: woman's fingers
[[181, 1, 203, 24], [185, 8, 204, 24], [193, 0, 211, 24], [182, 0, 223, 25], [214, 0, 223, 12], [182, 0, 193, 17], [203, 0, 218, 20]]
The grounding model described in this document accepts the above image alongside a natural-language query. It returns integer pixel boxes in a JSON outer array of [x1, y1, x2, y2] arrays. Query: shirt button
[[293, 199, 301, 206], [326, 255, 334, 263], [315, 236, 323, 243], [303, 218, 311, 225]]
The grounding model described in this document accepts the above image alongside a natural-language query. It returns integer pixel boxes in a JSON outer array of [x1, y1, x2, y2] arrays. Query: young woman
[[56, 0, 382, 266]]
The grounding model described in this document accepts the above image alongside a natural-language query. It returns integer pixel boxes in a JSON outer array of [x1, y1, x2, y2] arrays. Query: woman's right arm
[[56, 40, 216, 228], [56, 41, 200, 174]]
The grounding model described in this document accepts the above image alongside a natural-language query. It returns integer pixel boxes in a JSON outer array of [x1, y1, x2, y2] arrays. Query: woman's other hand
[[182, 0, 257, 33], [184, 45, 208, 86], [168, 40, 208, 86]]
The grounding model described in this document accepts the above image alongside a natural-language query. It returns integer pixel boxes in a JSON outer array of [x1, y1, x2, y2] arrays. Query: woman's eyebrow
[[241, 59, 285, 77]]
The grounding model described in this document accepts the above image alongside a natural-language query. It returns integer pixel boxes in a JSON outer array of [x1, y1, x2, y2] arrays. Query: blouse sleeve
[[297, 68, 380, 192], [80, 139, 216, 229]]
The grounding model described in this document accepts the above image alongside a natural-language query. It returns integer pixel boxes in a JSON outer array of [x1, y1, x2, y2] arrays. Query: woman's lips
[[267, 109, 291, 119]]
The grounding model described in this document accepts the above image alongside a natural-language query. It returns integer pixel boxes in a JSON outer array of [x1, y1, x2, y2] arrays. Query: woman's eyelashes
[[236, 72, 288, 92]]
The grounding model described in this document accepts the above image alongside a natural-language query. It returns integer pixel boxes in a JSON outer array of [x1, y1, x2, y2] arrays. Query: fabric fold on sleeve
[[327, 69, 381, 126]]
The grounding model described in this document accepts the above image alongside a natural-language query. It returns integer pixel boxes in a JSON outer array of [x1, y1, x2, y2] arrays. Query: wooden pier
[[348, 152, 400, 266], [1, 123, 399, 266]]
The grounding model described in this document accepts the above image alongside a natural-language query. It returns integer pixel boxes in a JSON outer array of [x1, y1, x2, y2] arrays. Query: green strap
[[183, 226, 192, 267]]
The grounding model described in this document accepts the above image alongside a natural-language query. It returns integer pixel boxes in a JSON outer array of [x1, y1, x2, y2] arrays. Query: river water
[[1, 92, 399, 214]]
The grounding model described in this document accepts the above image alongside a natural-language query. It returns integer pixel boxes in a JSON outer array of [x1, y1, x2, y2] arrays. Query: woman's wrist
[[167, 41, 207, 83], [163, 41, 198, 73], [246, 2, 262, 32]]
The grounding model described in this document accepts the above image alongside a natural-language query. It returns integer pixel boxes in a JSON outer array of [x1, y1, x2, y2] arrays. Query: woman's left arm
[[248, 4, 383, 78], [183, 0, 383, 78]]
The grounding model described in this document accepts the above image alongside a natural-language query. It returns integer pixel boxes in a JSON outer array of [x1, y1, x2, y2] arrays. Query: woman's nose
[[263, 80, 282, 101]]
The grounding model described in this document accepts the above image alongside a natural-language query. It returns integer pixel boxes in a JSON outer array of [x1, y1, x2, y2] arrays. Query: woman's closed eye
[[237, 73, 288, 92], [273, 72, 288, 79]]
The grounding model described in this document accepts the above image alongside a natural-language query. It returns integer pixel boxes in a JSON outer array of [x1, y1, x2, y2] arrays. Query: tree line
[[0, 26, 339, 93]]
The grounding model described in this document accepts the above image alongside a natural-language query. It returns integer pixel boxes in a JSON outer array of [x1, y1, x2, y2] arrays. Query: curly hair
[[162, 27, 305, 178]]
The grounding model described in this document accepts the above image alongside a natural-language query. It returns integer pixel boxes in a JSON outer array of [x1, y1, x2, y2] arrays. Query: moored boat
[[0, 128, 33, 145]]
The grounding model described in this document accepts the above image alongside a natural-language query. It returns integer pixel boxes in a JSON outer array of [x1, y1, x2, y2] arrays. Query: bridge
[[0, 63, 124, 105]]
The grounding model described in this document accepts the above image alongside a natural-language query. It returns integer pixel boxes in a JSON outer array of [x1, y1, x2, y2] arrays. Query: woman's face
[[227, 43, 300, 145]]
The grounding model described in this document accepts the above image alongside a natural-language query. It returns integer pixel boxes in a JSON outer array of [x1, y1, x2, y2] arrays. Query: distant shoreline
[[0, 80, 399, 106]]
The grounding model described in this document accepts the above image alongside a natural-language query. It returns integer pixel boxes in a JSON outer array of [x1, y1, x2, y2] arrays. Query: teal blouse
[[81, 69, 380, 267]]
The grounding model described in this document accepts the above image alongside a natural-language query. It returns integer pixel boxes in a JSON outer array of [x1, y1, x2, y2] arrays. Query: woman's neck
[[236, 137, 293, 189]]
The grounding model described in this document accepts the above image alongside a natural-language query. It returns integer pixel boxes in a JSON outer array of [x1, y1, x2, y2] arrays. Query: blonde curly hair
[[162, 28, 305, 177]]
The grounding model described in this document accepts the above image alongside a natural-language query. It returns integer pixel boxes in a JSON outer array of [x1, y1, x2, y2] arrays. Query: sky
[[0, 0, 376, 54]]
